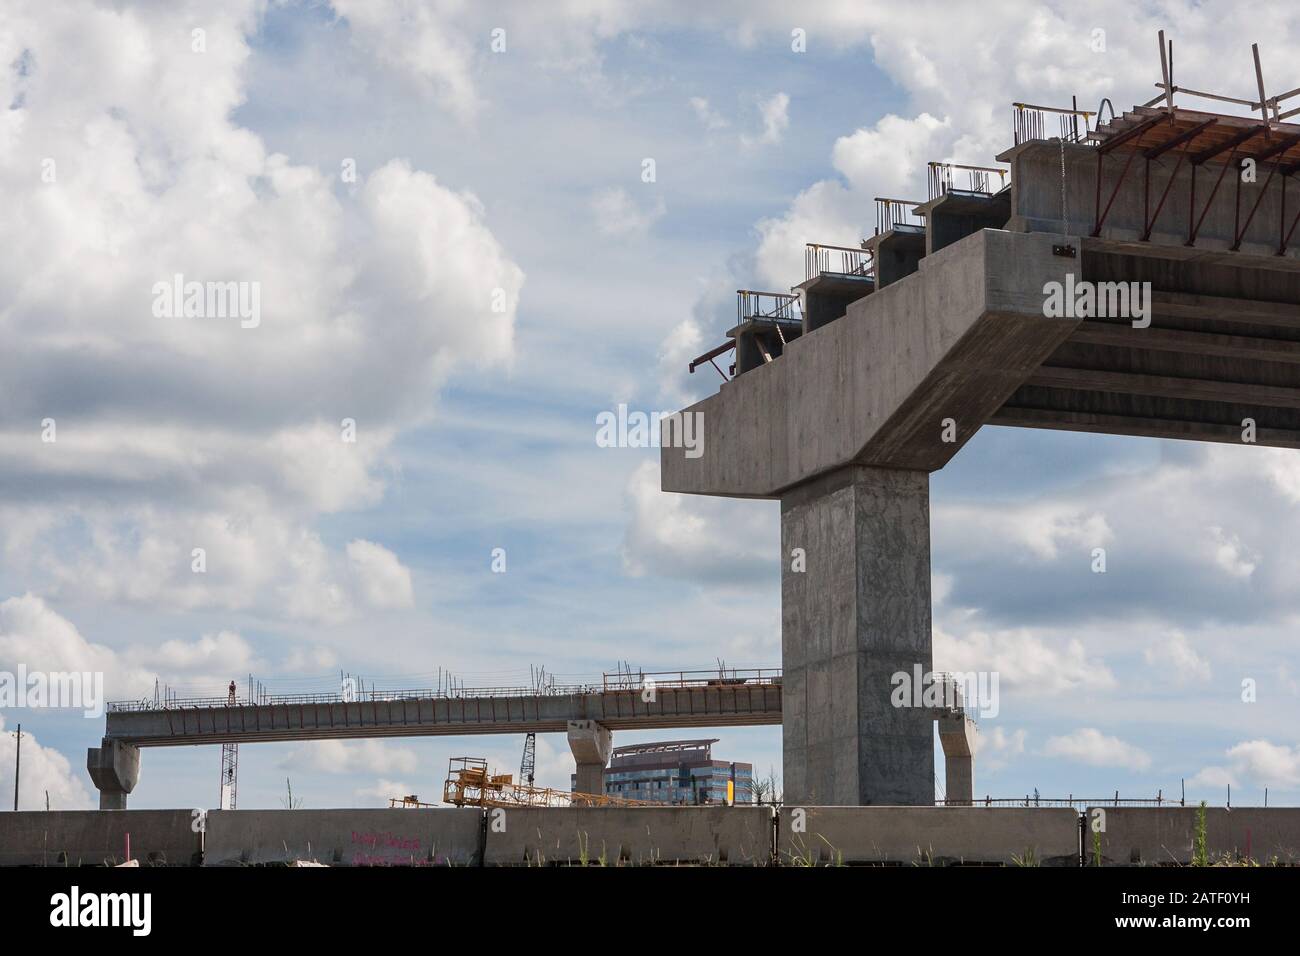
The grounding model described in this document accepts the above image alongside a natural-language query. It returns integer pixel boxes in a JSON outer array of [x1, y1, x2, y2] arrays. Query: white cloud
[[590, 186, 666, 237], [621, 461, 775, 583], [831, 112, 950, 193], [0, 593, 141, 692], [742, 91, 789, 147], [0, 592, 335, 702], [1223, 740, 1300, 789], [0, 2, 523, 622], [1206, 525, 1257, 580], [347, 539, 415, 609], [1187, 765, 1236, 791], [355, 778, 417, 804], [656, 318, 706, 408], [940, 501, 1112, 562], [752, 111, 950, 285], [332, 0, 483, 122], [1190, 740, 1300, 791], [281, 739, 420, 776], [1043, 728, 1151, 771], [978, 726, 1026, 771], [689, 96, 729, 130], [935, 625, 1115, 695], [1143, 631, 1211, 684], [0, 714, 93, 810]]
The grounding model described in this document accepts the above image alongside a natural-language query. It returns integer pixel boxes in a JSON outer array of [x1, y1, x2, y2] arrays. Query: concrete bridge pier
[[87, 737, 140, 809], [567, 719, 612, 797], [781, 465, 935, 806], [938, 713, 977, 805]]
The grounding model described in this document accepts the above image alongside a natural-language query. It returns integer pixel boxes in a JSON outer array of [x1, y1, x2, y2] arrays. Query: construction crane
[[520, 732, 536, 787], [436, 757, 648, 809], [219, 680, 238, 809]]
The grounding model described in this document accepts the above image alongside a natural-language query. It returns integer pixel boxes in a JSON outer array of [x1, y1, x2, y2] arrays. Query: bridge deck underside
[[993, 241, 1300, 445]]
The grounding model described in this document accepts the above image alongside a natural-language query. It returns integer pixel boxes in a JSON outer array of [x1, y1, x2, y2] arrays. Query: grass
[[1192, 801, 1209, 867], [1010, 847, 1040, 867]]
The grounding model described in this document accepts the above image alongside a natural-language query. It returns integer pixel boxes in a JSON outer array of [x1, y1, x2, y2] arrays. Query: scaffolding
[[439, 757, 650, 809]]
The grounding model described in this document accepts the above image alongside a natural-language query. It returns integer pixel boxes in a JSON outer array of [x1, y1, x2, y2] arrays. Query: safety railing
[[1012, 101, 1096, 145], [874, 197, 924, 235], [108, 668, 783, 713], [803, 242, 873, 282], [938, 794, 1181, 808], [600, 667, 782, 692], [736, 290, 801, 325], [926, 162, 1009, 200]]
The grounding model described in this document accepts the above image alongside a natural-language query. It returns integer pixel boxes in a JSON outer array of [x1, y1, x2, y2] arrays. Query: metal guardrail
[[874, 197, 924, 234], [939, 795, 1181, 808], [736, 290, 801, 325], [926, 162, 1009, 200], [803, 243, 873, 282], [1012, 101, 1096, 146], [107, 668, 783, 713]]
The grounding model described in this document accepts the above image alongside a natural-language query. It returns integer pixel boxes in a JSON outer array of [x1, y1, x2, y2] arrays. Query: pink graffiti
[[350, 830, 421, 852]]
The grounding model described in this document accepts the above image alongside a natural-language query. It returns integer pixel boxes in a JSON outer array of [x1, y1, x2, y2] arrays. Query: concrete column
[[938, 714, 977, 806], [567, 720, 611, 799], [781, 465, 934, 806], [86, 737, 140, 810]]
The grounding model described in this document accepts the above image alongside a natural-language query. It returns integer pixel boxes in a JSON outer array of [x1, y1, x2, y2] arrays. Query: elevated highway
[[102, 670, 784, 747]]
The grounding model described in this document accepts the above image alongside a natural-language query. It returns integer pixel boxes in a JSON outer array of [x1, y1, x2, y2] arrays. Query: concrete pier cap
[[662, 230, 1078, 806], [567, 719, 612, 797], [86, 737, 140, 810]]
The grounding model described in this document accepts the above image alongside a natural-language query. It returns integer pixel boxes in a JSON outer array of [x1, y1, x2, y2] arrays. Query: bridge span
[[86, 667, 975, 808], [89, 669, 788, 808], [102, 669, 784, 747]]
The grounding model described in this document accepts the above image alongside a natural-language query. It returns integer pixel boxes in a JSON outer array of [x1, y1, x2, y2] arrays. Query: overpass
[[667, 42, 1300, 806], [90, 669, 783, 807], [88, 667, 974, 808]]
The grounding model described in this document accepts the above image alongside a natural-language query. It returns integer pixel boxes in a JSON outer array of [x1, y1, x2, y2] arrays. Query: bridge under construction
[[87, 666, 974, 808], [86, 30, 1300, 814], [668, 33, 1300, 806]]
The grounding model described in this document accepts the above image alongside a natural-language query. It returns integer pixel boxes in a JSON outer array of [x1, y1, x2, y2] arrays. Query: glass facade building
[[571, 738, 753, 805]]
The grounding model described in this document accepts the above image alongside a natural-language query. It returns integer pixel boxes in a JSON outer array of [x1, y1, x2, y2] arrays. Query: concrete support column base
[[86, 737, 140, 810], [781, 465, 935, 806], [567, 720, 611, 802], [938, 714, 977, 806]]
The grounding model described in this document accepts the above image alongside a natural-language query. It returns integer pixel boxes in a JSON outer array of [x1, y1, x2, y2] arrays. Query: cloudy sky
[[2, 0, 1300, 811]]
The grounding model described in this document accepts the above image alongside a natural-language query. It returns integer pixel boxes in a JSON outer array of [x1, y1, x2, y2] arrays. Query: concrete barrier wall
[[10, 806, 1300, 866], [777, 807, 1081, 866], [204, 808, 482, 866], [1086, 807, 1300, 866], [0, 810, 200, 866], [482, 807, 774, 866]]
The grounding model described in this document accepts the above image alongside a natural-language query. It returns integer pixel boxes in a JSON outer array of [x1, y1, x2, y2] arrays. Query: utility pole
[[12, 723, 21, 811]]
